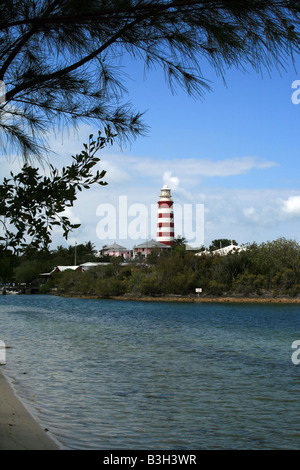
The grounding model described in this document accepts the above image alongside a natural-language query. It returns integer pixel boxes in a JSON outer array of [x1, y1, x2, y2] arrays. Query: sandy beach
[[61, 293, 300, 304], [109, 294, 300, 304], [0, 369, 60, 450]]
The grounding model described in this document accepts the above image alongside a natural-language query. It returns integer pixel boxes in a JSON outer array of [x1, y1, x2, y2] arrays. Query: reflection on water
[[0, 294, 300, 449]]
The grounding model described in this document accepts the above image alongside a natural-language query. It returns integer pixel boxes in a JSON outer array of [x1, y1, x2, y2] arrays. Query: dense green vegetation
[[0, 242, 102, 284], [2, 238, 300, 298]]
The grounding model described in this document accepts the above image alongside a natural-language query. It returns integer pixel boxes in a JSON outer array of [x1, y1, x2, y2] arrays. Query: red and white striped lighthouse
[[156, 184, 174, 246]]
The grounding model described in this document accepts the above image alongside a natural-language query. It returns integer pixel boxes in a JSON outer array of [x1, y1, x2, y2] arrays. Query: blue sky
[[1, 52, 300, 250]]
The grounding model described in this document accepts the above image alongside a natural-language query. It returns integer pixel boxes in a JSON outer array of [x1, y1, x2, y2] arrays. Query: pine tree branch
[[0, 0, 61, 81], [0, 1, 214, 30], [5, 15, 145, 102], [1, 0, 300, 159]]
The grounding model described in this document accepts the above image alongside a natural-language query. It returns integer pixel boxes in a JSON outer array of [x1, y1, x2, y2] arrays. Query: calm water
[[0, 294, 300, 449]]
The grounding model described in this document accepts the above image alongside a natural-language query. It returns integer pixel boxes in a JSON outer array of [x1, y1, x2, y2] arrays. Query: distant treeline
[[0, 241, 103, 284], [6, 237, 295, 298]]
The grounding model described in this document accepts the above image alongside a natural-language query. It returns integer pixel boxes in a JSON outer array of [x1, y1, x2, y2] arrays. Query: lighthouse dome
[[159, 184, 172, 200]]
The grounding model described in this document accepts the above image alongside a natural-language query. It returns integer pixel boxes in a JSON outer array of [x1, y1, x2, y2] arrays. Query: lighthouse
[[156, 184, 175, 246]]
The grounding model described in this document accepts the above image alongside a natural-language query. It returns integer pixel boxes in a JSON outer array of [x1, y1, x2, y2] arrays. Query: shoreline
[[0, 368, 60, 450], [111, 295, 300, 304], [56, 292, 300, 304]]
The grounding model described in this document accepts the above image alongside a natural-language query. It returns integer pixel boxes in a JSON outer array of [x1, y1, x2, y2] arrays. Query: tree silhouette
[[1, 0, 300, 159]]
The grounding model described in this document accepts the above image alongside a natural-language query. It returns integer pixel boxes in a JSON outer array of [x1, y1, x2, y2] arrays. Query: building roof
[[212, 244, 245, 255], [80, 262, 103, 267], [135, 239, 170, 249], [79, 262, 108, 269], [185, 244, 203, 251], [53, 265, 80, 272], [195, 244, 246, 257], [195, 249, 210, 256], [40, 265, 81, 276], [101, 242, 129, 252]]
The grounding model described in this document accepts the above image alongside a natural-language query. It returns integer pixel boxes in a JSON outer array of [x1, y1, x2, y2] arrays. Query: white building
[[195, 244, 247, 257]]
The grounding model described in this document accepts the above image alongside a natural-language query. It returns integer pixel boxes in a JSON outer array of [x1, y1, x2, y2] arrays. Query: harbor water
[[0, 294, 300, 449]]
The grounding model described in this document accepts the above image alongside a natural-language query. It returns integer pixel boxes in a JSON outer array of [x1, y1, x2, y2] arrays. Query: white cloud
[[243, 206, 259, 222], [172, 156, 277, 178], [163, 170, 179, 189], [94, 153, 278, 203], [198, 188, 300, 245], [115, 154, 277, 182], [62, 207, 81, 226], [162, 170, 193, 202], [0, 155, 23, 176], [281, 195, 300, 216], [4, 122, 275, 189], [100, 157, 133, 184]]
